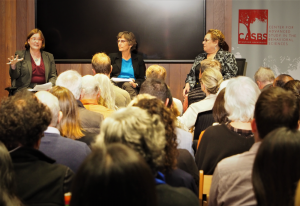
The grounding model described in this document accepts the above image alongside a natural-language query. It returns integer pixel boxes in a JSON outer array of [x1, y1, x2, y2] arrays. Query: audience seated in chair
[[254, 67, 275, 91], [195, 76, 260, 175], [209, 87, 300, 206], [96, 107, 199, 206], [80, 75, 114, 118], [56, 70, 104, 133], [252, 127, 300, 206], [129, 96, 198, 194], [70, 143, 157, 206], [91, 52, 131, 108], [35, 91, 91, 173], [0, 90, 74, 206]]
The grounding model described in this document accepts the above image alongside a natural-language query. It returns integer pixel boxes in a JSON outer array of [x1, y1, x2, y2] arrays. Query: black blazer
[[109, 52, 146, 87], [9, 50, 57, 90]]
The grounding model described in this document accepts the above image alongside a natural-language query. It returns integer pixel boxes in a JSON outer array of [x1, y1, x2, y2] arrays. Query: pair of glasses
[[203, 38, 211, 42], [30, 38, 43, 42], [117, 40, 128, 44]]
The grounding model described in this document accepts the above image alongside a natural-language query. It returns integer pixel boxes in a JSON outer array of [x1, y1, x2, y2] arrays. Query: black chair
[[236, 58, 246, 76], [5, 79, 17, 96], [193, 110, 214, 140]]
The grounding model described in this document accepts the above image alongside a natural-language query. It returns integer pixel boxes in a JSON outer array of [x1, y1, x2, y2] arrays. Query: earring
[[215, 46, 217, 50]]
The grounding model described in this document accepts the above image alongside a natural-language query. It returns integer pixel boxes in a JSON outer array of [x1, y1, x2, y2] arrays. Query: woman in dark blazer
[[8, 28, 57, 93], [109, 31, 145, 99]]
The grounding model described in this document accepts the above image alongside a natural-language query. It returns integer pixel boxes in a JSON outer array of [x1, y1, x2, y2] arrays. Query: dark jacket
[[10, 147, 74, 206], [9, 50, 57, 90], [77, 100, 104, 134], [40, 130, 91, 173], [109, 52, 146, 87]]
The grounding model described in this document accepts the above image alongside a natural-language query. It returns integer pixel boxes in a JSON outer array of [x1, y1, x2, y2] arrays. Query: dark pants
[[115, 82, 138, 100]]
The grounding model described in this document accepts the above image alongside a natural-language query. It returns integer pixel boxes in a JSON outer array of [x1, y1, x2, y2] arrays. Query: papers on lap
[[28, 82, 52, 91], [111, 78, 132, 82]]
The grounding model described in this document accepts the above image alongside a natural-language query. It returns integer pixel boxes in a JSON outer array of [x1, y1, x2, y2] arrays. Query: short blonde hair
[[200, 59, 222, 73], [201, 68, 223, 94], [254, 67, 275, 83], [92, 53, 111, 75], [146, 65, 167, 81]]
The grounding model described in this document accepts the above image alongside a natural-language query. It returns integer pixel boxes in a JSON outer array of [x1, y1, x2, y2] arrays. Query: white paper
[[111, 77, 132, 82], [28, 82, 52, 92]]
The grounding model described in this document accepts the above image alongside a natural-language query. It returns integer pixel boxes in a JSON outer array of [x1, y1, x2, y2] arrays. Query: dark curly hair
[[131, 98, 178, 173], [0, 90, 51, 150]]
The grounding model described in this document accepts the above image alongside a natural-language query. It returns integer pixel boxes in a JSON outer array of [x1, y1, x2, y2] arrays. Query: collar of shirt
[[226, 122, 253, 138], [44, 126, 60, 135], [81, 99, 98, 105]]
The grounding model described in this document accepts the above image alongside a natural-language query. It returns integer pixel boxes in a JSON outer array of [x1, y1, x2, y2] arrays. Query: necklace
[[34, 58, 40, 62]]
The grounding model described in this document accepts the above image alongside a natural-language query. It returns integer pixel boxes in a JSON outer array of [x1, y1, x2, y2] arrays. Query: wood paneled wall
[[0, 0, 232, 101]]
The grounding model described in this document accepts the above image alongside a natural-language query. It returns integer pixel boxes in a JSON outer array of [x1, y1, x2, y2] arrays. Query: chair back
[[236, 58, 246, 76], [194, 110, 214, 140], [199, 170, 213, 206]]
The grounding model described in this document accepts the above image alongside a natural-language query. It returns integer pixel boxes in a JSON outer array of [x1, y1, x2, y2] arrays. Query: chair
[[199, 170, 213, 206], [5, 79, 17, 96], [193, 110, 214, 140], [236, 58, 246, 76]]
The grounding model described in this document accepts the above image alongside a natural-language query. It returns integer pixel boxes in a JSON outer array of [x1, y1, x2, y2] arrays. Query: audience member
[[0, 90, 74, 206], [252, 128, 300, 206], [94, 73, 117, 110], [284, 80, 300, 101], [91, 52, 131, 107], [70, 143, 157, 206], [35, 91, 91, 172], [254, 67, 275, 91], [145, 65, 183, 115], [178, 68, 223, 129], [129, 97, 198, 194], [209, 87, 299, 206], [212, 88, 228, 125], [56, 70, 104, 133], [0, 141, 22, 206], [195, 76, 260, 175], [80, 75, 114, 118], [49, 86, 98, 146], [97, 107, 199, 206], [187, 59, 222, 106], [273, 74, 294, 87]]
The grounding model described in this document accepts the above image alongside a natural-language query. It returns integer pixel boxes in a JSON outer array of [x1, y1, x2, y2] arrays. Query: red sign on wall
[[238, 9, 268, 45]]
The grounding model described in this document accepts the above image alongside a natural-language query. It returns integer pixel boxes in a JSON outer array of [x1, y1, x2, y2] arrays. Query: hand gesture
[[183, 83, 190, 97], [7, 55, 24, 69], [129, 79, 137, 88]]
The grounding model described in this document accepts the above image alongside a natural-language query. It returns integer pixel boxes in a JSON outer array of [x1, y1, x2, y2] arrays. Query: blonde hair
[[207, 29, 225, 47], [92, 53, 111, 75], [146, 65, 167, 81], [201, 68, 223, 94], [200, 59, 222, 73], [94, 74, 116, 110], [254, 67, 275, 83]]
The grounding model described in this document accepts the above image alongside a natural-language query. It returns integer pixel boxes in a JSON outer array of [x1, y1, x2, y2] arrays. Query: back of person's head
[[140, 78, 169, 104], [0, 90, 51, 150], [213, 88, 228, 124], [56, 70, 82, 100], [146, 65, 167, 81], [0, 141, 22, 206], [225, 76, 260, 122], [81, 75, 100, 99], [200, 59, 222, 73], [252, 127, 300, 206], [273, 74, 294, 88], [254, 87, 299, 139], [91, 52, 111, 75], [97, 107, 166, 172], [94, 74, 116, 110], [49, 86, 84, 139], [130, 97, 178, 173], [70, 143, 157, 206], [35, 91, 60, 127], [284, 80, 300, 101], [201, 68, 223, 94], [254, 67, 275, 83]]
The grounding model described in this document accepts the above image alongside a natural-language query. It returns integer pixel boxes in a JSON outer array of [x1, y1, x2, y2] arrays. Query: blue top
[[155, 171, 166, 185], [118, 58, 135, 79]]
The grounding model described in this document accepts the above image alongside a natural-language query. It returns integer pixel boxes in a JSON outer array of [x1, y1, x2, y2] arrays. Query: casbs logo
[[238, 9, 268, 45]]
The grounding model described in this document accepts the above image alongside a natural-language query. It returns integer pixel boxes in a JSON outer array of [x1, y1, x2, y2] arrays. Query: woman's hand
[[183, 83, 190, 97], [129, 79, 137, 88], [7, 55, 24, 70]]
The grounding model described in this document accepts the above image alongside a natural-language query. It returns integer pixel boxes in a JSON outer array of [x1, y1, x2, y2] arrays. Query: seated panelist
[[8, 28, 57, 93], [109, 31, 146, 99]]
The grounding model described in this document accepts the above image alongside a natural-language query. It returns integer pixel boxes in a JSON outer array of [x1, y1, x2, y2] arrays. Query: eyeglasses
[[117, 40, 128, 44], [203, 38, 211, 42], [30, 38, 43, 42]]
